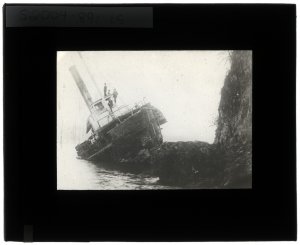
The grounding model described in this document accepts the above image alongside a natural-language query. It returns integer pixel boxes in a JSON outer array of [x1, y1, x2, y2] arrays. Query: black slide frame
[[3, 4, 296, 241]]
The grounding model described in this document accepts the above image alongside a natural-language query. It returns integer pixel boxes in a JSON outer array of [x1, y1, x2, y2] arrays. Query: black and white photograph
[[4, 3, 297, 241], [57, 50, 252, 190]]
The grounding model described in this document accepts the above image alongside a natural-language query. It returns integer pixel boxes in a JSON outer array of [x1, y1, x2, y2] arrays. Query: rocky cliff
[[214, 51, 252, 188]]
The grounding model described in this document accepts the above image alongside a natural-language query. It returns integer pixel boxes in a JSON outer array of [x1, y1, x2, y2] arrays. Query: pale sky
[[57, 51, 230, 146]]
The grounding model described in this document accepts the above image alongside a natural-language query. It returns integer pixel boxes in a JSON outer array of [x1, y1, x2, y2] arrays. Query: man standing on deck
[[113, 88, 118, 104], [108, 98, 113, 112], [104, 83, 107, 97]]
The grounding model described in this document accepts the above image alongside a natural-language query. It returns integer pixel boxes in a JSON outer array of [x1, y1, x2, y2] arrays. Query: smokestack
[[69, 65, 93, 110]]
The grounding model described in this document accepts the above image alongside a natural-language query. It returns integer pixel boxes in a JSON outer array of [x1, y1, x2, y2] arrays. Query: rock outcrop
[[151, 142, 223, 187], [113, 141, 223, 188], [214, 51, 252, 188]]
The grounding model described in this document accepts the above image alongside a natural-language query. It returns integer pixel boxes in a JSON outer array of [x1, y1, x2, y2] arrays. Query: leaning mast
[[77, 51, 103, 99]]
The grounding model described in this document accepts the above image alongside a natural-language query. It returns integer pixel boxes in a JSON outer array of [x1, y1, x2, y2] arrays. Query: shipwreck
[[69, 65, 167, 163]]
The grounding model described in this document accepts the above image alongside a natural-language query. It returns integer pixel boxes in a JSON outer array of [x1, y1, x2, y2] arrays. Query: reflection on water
[[57, 144, 179, 190]]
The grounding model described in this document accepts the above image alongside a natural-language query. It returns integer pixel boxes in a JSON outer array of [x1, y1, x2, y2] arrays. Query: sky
[[57, 51, 230, 146]]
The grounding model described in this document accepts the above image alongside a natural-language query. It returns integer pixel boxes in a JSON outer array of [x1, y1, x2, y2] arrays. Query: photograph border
[[4, 4, 296, 242]]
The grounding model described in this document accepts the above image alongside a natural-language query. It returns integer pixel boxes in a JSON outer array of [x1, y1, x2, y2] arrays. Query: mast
[[69, 65, 93, 112], [69, 65, 103, 130], [77, 52, 103, 98]]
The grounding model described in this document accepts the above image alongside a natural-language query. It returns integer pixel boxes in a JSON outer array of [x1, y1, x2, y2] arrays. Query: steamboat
[[69, 64, 167, 163]]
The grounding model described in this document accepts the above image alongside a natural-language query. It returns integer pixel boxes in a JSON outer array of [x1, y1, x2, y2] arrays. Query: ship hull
[[75, 103, 166, 163]]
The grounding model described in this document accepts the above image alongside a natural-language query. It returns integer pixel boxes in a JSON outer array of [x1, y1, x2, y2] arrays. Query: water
[[57, 144, 179, 190]]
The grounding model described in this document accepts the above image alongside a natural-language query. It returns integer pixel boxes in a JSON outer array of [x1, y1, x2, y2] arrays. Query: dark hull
[[75, 103, 166, 162]]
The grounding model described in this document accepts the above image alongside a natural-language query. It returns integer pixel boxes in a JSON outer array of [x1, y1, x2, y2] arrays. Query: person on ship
[[108, 98, 114, 112], [104, 83, 107, 97], [113, 88, 118, 104]]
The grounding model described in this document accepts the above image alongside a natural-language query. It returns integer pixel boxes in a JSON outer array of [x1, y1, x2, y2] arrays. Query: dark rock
[[214, 51, 252, 188]]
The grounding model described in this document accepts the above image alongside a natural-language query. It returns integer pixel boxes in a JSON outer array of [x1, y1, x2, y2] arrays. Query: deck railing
[[94, 99, 148, 128]]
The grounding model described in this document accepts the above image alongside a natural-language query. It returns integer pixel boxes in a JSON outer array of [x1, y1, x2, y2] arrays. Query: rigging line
[[77, 51, 103, 99]]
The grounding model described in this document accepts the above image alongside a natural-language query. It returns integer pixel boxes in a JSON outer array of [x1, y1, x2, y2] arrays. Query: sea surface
[[57, 144, 179, 190]]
